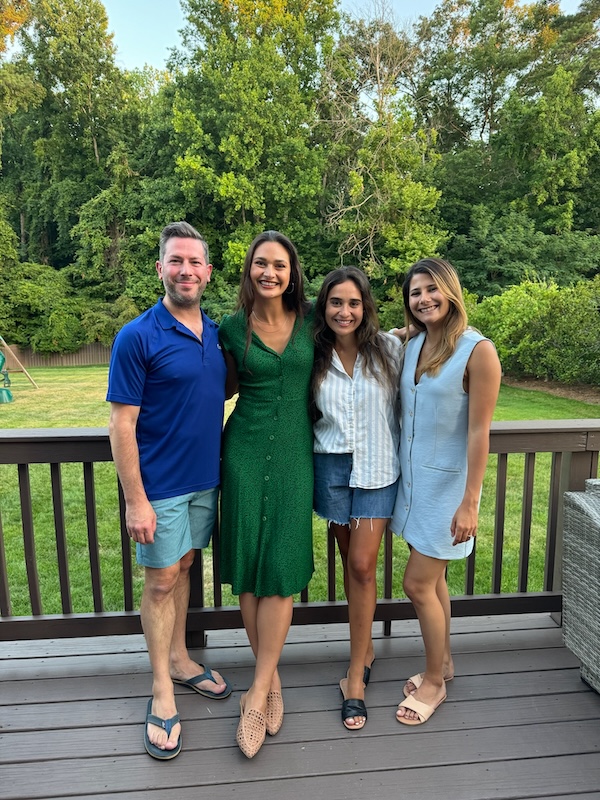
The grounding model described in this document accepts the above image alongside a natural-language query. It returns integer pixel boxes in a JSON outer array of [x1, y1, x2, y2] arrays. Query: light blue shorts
[[313, 453, 398, 526], [136, 487, 219, 569]]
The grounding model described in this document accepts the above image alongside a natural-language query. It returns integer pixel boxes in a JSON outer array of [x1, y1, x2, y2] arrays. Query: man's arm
[[108, 402, 157, 544]]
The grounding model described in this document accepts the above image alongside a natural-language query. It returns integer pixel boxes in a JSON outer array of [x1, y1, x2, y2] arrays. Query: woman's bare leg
[[397, 549, 449, 721], [342, 518, 387, 727]]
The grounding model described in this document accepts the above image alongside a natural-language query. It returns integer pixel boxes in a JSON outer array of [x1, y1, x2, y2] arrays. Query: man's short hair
[[159, 221, 210, 264]]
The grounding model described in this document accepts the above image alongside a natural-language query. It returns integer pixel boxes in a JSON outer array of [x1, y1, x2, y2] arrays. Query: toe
[[198, 665, 227, 694], [396, 704, 416, 722], [148, 721, 168, 749], [344, 715, 365, 729], [165, 723, 181, 750]]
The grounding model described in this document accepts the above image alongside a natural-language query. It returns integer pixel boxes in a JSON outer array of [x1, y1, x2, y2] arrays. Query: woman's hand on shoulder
[[390, 324, 418, 340]]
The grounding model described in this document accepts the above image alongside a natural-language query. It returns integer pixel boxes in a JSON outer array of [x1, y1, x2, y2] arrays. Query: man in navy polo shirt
[[107, 221, 230, 760]]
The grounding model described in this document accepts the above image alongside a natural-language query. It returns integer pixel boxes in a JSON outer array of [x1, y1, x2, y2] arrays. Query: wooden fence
[[1, 343, 111, 369]]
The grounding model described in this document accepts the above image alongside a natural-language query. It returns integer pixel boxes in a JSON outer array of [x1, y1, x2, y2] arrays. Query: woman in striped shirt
[[311, 267, 403, 731]]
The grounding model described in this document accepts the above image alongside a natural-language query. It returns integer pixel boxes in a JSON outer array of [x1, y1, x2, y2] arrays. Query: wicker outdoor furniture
[[563, 478, 600, 693]]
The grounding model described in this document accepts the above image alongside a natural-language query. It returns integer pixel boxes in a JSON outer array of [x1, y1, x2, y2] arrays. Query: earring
[[284, 282, 295, 295]]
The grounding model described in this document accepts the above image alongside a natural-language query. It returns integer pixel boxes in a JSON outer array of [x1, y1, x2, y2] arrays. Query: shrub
[[470, 277, 600, 384]]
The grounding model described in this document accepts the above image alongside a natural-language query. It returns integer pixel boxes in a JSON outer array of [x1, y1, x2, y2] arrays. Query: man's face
[[156, 237, 212, 309]]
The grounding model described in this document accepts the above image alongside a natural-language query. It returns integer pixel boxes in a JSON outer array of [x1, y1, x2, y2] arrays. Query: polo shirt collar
[[154, 298, 216, 332]]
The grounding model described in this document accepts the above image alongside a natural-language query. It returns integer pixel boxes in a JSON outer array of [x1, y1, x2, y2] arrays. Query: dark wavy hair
[[236, 230, 310, 358], [402, 257, 468, 377], [312, 266, 399, 397]]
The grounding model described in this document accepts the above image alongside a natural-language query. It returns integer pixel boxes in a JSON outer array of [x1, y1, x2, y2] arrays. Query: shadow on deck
[[1, 614, 600, 800]]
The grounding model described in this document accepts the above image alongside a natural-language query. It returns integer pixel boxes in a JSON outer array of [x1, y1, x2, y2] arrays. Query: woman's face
[[324, 280, 364, 341], [249, 241, 291, 301], [408, 272, 451, 328]]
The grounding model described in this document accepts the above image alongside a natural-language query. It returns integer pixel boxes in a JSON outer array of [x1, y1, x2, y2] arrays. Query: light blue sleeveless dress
[[391, 329, 488, 560]]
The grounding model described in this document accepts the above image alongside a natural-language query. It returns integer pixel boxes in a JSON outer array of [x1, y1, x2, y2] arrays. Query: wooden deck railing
[[0, 421, 598, 642]]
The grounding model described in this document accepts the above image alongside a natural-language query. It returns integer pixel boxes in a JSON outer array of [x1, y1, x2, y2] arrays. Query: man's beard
[[164, 279, 202, 308]]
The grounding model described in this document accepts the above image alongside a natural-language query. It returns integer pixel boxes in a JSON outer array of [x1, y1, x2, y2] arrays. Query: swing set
[[0, 335, 39, 402]]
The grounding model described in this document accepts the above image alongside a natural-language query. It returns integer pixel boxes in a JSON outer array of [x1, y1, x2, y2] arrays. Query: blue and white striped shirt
[[313, 333, 403, 489]]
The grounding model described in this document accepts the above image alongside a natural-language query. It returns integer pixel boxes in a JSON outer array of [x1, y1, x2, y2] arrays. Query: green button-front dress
[[219, 308, 315, 597]]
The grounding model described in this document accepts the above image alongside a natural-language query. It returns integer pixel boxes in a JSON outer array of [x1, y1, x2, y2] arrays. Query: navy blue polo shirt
[[107, 299, 226, 501]]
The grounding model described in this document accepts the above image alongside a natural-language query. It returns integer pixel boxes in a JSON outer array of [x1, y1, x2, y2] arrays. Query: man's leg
[[169, 548, 227, 693], [141, 562, 182, 751]]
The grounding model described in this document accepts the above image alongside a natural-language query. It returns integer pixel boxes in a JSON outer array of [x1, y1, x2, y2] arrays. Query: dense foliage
[[1, 0, 599, 382]]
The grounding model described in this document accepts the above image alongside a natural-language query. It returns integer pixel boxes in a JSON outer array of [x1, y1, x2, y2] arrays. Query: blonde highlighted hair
[[402, 258, 468, 377]]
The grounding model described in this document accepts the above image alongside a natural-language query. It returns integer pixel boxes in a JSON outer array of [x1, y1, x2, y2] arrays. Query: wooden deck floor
[[1, 614, 600, 800]]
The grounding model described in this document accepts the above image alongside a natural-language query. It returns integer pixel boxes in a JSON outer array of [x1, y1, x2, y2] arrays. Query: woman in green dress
[[219, 231, 314, 758]]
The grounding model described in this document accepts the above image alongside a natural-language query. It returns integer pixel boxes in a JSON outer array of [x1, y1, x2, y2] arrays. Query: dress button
[[264, 475, 270, 481], [276, 396, 281, 401], [266, 455, 271, 460], [273, 416, 278, 421], [262, 516, 267, 521], [269, 435, 274, 440], [264, 496, 268, 501]]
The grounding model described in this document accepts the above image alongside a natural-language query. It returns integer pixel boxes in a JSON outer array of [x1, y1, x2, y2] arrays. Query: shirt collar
[[155, 298, 216, 332]]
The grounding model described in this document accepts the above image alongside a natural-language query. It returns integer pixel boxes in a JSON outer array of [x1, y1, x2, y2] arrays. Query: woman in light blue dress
[[391, 258, 501, 726]]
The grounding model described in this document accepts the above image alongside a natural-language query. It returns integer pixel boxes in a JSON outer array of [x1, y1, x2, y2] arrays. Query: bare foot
[[340, 676, 366, 729], [147, 695, 181, 751], [396, 679, 446, 723], [403, 666, 454, 696]]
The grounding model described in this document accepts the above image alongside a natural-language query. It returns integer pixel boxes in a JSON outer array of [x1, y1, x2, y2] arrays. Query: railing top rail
[[0, 427, 108, 443], [1, 420, 599, 442], [0, 428, 111, 465], [491, 420, 600, 434]]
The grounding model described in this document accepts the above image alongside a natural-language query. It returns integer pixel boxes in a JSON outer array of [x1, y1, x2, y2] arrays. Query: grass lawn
[[1, 366, 599, 615]]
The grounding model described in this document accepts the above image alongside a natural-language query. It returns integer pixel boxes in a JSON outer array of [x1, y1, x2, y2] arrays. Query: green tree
[[3, 0, 126, 265], [446, 206, 600, 295], [323, 12, 445, 281], [0, 0, 42, 161], [173, 0, 337, 277], [493, 66, 591, 233]]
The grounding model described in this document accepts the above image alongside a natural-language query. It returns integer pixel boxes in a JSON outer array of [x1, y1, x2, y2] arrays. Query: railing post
[[186, 550, 207, 648]]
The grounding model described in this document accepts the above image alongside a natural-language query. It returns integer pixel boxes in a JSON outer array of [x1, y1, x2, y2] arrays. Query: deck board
[[1, 615, 599, 800]]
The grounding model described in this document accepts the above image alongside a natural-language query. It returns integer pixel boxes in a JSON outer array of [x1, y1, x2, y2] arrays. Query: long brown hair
[[236, 230, 310, 359], [312, 266, 399, 395], [403, 258, 468, 376]]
